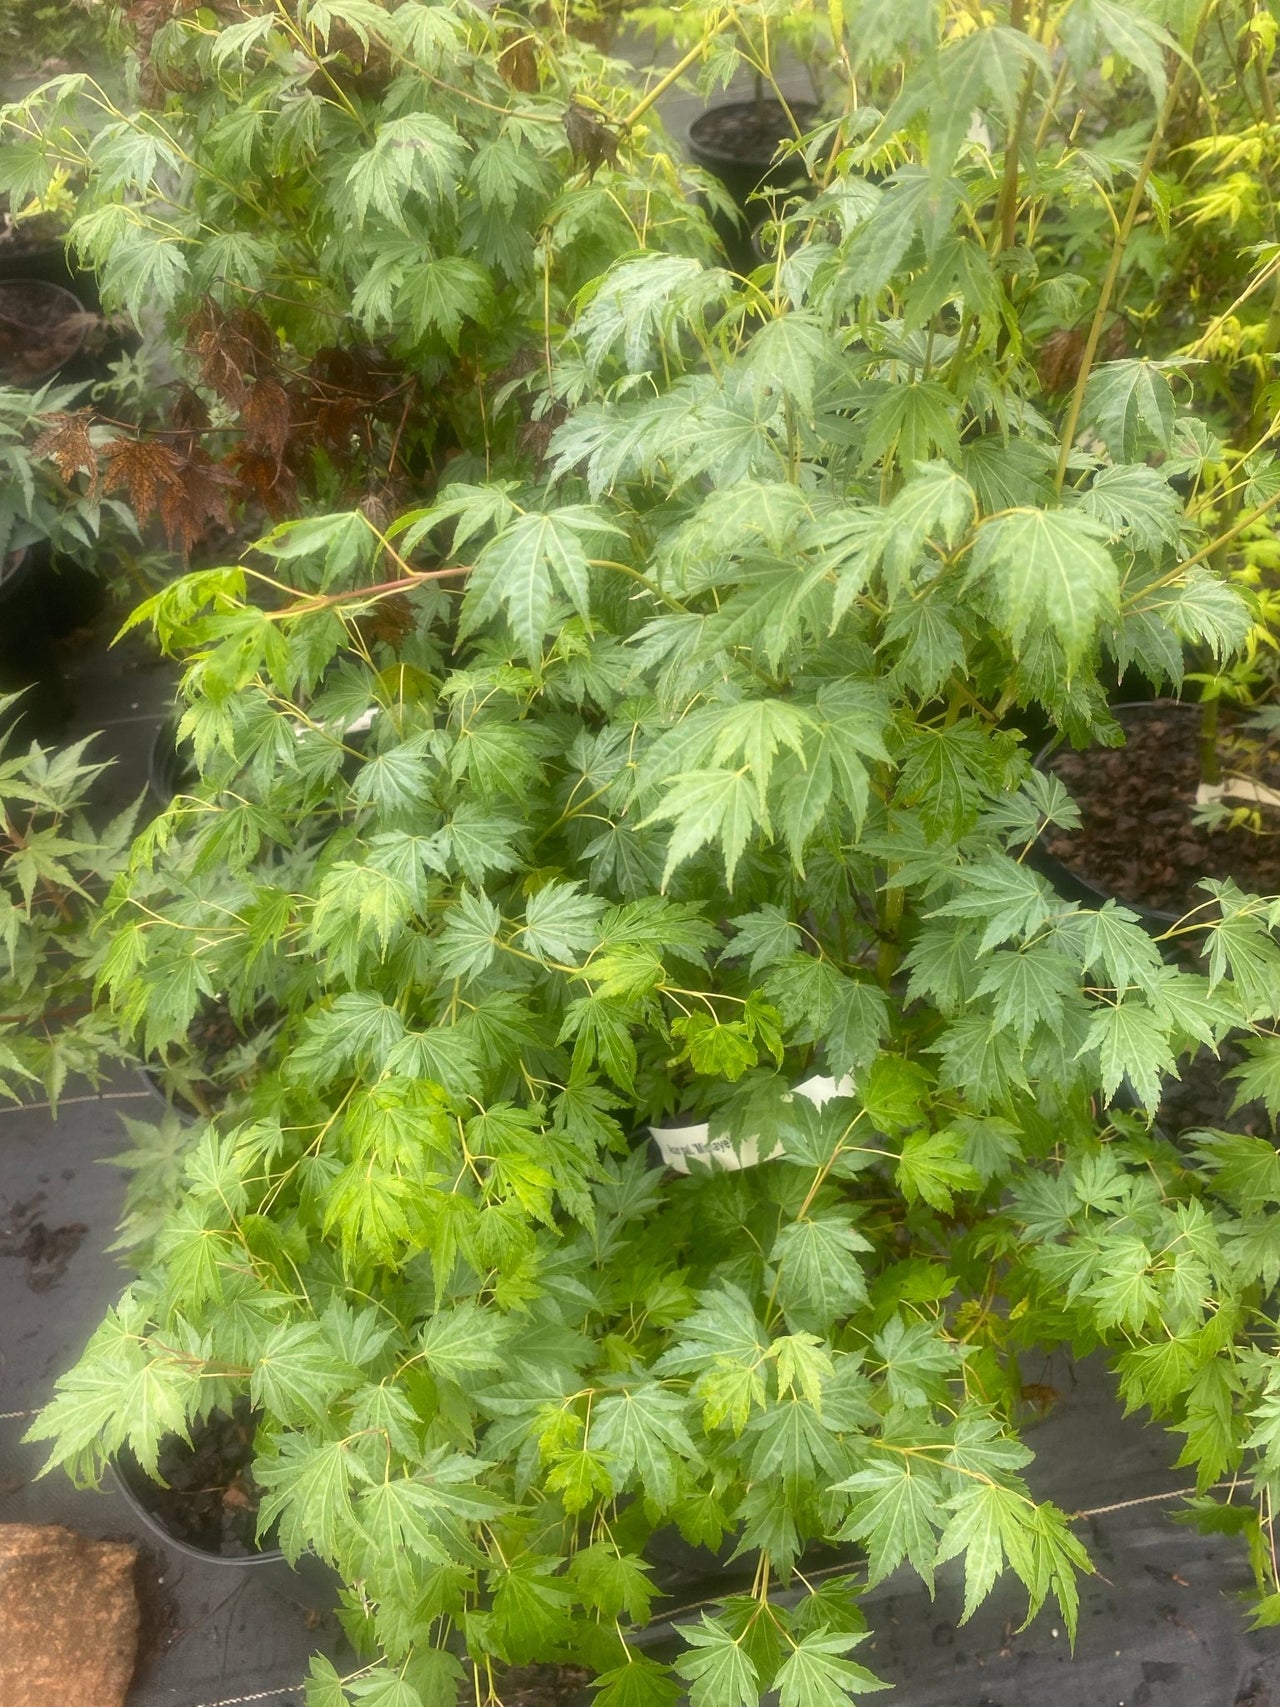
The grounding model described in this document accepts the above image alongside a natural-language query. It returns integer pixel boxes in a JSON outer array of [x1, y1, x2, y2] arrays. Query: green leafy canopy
[[18, 2, 1280, 1705]]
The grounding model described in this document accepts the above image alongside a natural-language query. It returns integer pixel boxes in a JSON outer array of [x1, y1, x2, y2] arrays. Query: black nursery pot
[[687, 98, 819, 269], [686, 99, 820, 207], [0, 546, 73, 741], [0, 278, 91, 388], [110, 1412, 335, 1609], [149, 714, 197, 807], [0, 231, 133, 388]]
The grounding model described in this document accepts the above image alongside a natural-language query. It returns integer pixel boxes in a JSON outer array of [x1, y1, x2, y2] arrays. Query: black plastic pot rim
[[109, 1455, 287, 1568], [688, 97, 820, 141], [0, 276, 89, 388]]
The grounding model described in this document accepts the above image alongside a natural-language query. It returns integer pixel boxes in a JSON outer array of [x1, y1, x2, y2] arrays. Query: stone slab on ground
[[0, 1522, 138, 1707]]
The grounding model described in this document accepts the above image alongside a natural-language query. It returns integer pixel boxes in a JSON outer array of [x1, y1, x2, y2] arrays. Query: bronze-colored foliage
[[31, 410, 97, 490], [242, 378, 292, 464], [100, 435, 184, 523], [187, 301, 275, 409], [157, 448, 235, 560], [498, 32, 539, 92]]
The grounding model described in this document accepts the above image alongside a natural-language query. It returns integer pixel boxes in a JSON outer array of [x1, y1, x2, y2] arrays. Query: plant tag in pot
[[650, 1072, 853, 1173]]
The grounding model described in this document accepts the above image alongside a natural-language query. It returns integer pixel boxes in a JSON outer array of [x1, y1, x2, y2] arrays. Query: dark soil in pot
[[0, 278, 91, 385], [1157, 1038, 1270, 1140], [114, 1399, 275, 1558], [1040, 701, 1280, 917], [492, 1665, 593, 1707]]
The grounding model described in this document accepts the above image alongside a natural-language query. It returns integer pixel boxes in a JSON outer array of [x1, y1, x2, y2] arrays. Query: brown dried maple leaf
[[231, 444, 298, 519], [157, 447, 236, 560], [563, 105, 619, 178], [1037, 320, 1128, 395], [168, 382, 212, 447], [31, 410, 98, 491], [498, 33, 538, 92], [358, 591, 415, 654], [242, 377, 291, 462], [186, 301, 277, 408], [101, 436, 185, 523]]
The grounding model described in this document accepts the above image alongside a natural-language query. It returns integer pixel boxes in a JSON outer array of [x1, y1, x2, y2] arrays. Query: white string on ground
[[0, 1089, 156, 1117], [0, 1408, 37, 1420], [1071, 1484, 1222, 1520], [185, 1690, 302, 1707]]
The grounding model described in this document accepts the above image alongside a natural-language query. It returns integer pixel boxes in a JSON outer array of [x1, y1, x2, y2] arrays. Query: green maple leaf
[[645, 768, 767, 890], [972, 507, 1119, 667], [251, 1320, 356, 1425], [589, 1383, 699, 1510], [935, 1480, 1025, 1623], [1080, 997, 1176, 1108], [674, 1616, 760, 1707], [775, 1629, 890, 1706], [835, 1456, 944, 1588], [771, 1213, 871, 1332], [1193, 1131, 1280, 1214], [436, 888, 502, 981], [895, 1131, 981, 1212], [593, 1656, 682, 1707], [461, 506, 618, 661], [255, 1434, 370, 1564], [1227, 1038, 1280, 1120]]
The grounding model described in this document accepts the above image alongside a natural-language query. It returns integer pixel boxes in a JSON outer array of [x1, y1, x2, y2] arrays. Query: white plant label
[[650, 1073, 854, 1174]]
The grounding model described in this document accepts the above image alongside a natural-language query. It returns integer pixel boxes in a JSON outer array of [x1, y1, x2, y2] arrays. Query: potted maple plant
[[22, 3, 1280, 1705]]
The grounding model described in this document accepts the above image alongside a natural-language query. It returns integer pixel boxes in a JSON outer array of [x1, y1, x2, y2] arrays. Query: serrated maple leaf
[[32, 410, 98, 490], [101, 435, 184, 523], [186, 301, 275, 407], [168, 381, 211, 446]]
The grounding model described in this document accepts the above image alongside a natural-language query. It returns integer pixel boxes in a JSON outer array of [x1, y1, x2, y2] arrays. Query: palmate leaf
[[644, 768, 767, 889], [255, 1434, 370, 1564], [344, 114, 468, 228], [1153, 568, 1252, 661], [1192, 1130, 1280, 1213], [1079, 361, 1176, 460], [774, 1630, 889, 1706], [835, 1455, 944, 1588], [771, 1213, 872, 1333], [573, 254, 733, 378], [347, 1669, 425, 1707], [674, 1616, 760, 1707], [396, 256, 493, 348], [971, 507, 1119, 666], [251, 1320, 357, 1425], [1077, 463, 1183, 552], [461, 506, 620, 661], [1227, 1038, 1280, 1120], [593, 1655, 682, 1707], [589, 1382, 699, 1510], [1080, 997, 1176, 1109], [740, 313, 832, 416]]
